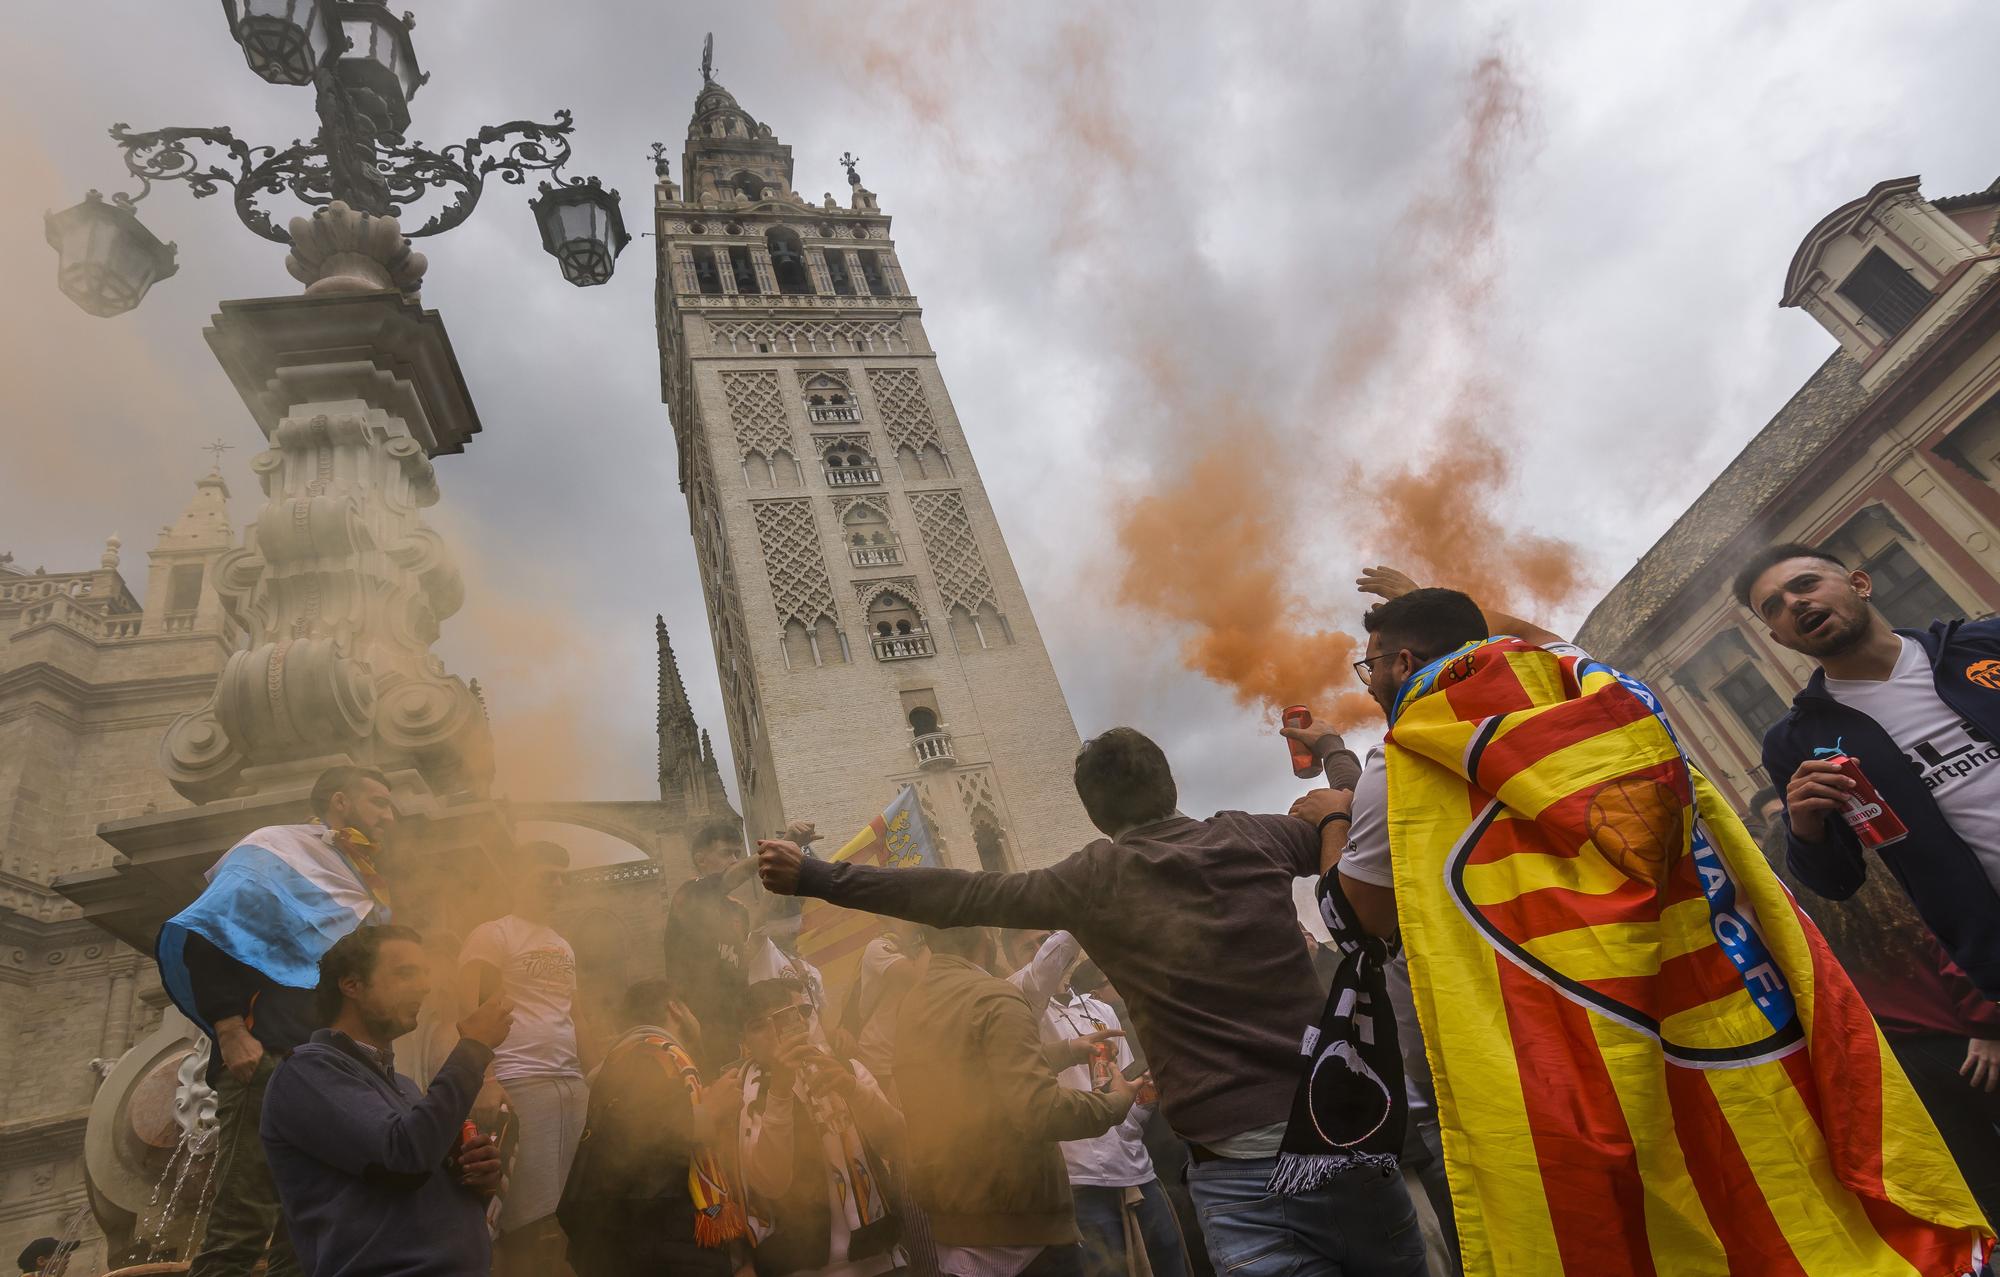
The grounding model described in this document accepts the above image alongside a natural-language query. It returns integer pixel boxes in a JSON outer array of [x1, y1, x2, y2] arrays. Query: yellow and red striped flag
[[1385, 637, 1989, 1276], [795, 785, 940, 995]]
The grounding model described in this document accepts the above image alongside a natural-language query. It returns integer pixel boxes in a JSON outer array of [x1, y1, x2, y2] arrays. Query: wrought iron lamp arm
[[106, 108, 578, 244]]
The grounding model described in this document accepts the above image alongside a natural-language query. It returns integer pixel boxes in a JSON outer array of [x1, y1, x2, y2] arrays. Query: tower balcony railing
[[849, 543, 904, 568], [809, 404, 862, 425], [912, 730, 956, 769], [826, 465, 883, 488], [872, 630, 935, 661]]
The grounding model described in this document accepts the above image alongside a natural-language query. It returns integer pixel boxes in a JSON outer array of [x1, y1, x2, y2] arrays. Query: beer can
[[1828, 754, 1909, 848]]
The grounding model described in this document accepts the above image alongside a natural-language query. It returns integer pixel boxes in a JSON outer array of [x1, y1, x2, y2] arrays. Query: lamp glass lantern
[[531, 179, 630, 287], [44, 191, 180, 319], [334, 2, 425, 139], [221, 0, 338, 86]]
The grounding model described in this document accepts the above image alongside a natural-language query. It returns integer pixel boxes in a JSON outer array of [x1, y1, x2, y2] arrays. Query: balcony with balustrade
[[809, 402, 862, 425], [826, 461, 883, 488], [849, 540, 904, 568], [912, 730, 956, 769], [872, 630, 935, 661]]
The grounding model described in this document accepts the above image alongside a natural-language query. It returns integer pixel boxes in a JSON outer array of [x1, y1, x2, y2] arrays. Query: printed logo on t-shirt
[[510, 946, 576, 991], [1904, 718, 2000, 793], [1967, 659, 2000, 691]]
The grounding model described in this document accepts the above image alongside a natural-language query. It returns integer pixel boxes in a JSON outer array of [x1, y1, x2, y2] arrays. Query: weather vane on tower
[[701, 33, 715, 85], [203, 438, 234, 473], [840, 152, 862, 187]]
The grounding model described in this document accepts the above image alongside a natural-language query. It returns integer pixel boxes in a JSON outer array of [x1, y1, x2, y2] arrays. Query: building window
[[827, 252, 855, 297], [165, 563, 204, 614], [728, 245, 760, 295], [1715, 664, 1787, 744], [692, 247, 723, 295], [1837, 248, 1933, 338], [857, 250, 890, 296], [768, 228, 812, 295], [1863, 540, 1962, 629]]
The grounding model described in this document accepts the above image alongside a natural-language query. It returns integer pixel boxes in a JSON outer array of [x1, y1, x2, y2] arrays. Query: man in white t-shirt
[[458, 841, 589, 1277], [1734, 541, 2000, 1000]]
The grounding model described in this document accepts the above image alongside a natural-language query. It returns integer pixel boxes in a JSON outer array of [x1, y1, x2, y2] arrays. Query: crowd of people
[[140, 547, 2000, 1277]]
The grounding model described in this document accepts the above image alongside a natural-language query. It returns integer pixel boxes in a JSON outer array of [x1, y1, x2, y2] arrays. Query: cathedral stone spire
[[681, 37, 795, 208], [657, 614, 725, 815]]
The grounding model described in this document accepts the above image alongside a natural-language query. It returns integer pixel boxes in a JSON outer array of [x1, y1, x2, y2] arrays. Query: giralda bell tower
[[652, 42, 1098, 868]]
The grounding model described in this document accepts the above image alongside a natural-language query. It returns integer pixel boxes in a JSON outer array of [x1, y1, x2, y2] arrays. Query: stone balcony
[[826, 464, 883, 488], [872, 631, 935, 661], [850, 543, 904, 568], [809, 404, 862, 425], [912, 730, 956, 769]]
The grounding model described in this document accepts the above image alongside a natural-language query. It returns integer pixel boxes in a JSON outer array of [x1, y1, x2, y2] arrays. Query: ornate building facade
[[1578, 175, 2000, 807], [0, 473, 238, 1269], [652, 56, 1100, 867]]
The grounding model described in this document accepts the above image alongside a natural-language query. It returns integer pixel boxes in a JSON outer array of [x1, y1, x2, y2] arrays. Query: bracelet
[[1317, 812, 1352, 835]]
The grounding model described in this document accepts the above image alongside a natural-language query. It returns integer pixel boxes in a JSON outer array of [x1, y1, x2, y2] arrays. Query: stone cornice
[[0, 661, 223, 712], [0, 1110, 87, 1169]]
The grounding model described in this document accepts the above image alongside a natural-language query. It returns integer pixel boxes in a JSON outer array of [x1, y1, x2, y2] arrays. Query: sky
[[4, 2, 1998, 860]]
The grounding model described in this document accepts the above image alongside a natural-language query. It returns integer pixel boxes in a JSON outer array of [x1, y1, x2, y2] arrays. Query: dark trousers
[[190, 1055, 300, 1277], [1074, 1181, 1190, 1277], [1889, 1034, 2000, 1229], [1184, 1157, 1427, 1277]]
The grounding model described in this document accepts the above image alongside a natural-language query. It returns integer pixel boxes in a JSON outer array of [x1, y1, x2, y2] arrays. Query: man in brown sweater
[[896, 924, 1136, 1277], [759, 728, 1428, 1277]]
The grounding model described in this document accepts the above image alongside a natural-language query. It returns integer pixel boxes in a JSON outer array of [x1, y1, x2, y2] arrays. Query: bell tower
[[651, 40, 1098, 866]]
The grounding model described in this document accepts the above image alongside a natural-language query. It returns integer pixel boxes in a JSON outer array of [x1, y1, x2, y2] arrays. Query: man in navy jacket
[[262, 925, 515, 1277], [1738, 542, 2000, 1001]]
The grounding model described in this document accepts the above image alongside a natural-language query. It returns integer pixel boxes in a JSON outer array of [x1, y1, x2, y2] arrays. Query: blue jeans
[[1074, 1180, 1191, 1277], [1183, 1157, 1427, 1277]]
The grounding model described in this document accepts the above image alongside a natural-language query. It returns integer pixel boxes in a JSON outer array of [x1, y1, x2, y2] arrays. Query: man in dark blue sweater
[[262, 924, 516, 1277], [1739, 542, 2000, 1002]]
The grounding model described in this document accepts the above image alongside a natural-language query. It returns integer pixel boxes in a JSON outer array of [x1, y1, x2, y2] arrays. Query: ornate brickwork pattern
[[711, 319, 906, 356], [751, 499, 837, 627], [955, 766, 999, 818], [831, 495, 892, 523], [853, 575, 923, 612], [721, 370, 793, 459], [866, 368, 942, 453], [909, 490, 998, 614]]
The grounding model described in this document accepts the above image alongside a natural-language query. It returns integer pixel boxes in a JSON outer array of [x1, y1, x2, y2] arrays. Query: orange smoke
[[1116, 421, 1377, 724]]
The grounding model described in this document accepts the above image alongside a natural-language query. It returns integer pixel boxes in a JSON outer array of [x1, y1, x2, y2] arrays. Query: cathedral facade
[[653, 58, 1100, 867]]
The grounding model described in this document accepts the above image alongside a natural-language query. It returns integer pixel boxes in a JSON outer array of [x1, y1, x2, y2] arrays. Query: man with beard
[[1736, 543, 2000, 998], [156, 765, 400, 1277], [261, 925, 515, 1277]]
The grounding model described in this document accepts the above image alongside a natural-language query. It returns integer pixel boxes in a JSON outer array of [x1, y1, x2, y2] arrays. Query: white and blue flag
[[156, 823, 389, 1034]]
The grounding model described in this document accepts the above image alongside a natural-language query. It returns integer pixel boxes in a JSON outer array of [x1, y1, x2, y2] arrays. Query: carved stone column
[[161, 261, 493, 804]]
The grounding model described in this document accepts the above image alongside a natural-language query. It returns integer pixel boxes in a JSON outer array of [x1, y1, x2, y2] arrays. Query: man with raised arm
[[758, 729, 1432, 1277]]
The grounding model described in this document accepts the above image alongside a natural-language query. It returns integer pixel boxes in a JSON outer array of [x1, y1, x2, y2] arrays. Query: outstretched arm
[[757, 841, 1097, 933], [1358, 565, 1565, 647]]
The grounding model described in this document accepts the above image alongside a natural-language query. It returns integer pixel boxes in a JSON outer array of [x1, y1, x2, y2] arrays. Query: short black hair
[[619, 977, 680, 1029], [1750, 786, 1780, 813], [1073, 728, 1177, 836], [518, 840, 569, 869], [691, 819, 742, 861], [744, 975, 806, 1020], [922, 924, 993, 961], [17, 1239, 60, 1271], [1363, 588, 1489, 664], [1731, 543, 1848, 611], [310, 765, 390, 818], [314, 924, 424, 1025]]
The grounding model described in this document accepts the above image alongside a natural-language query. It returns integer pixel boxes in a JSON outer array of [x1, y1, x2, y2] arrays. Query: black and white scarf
[[1269, 869, 1407, 1195]]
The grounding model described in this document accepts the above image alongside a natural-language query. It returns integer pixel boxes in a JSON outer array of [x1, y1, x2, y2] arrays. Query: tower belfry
[[652, 41, 1098, 867]]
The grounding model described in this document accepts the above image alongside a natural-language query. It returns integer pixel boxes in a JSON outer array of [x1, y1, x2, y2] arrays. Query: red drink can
[[460, 1119, 479, 1150], [1282, 705, 1320, 779], [1828, 754, 1908, 848]]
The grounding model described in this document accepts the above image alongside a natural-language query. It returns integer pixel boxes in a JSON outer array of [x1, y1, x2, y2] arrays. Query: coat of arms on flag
[[795, 786, 941, 993]]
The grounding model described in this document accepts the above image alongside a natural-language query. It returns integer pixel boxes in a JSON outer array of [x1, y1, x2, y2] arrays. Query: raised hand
[[1357, 565, 1421, 602], [757, 839, 807, 895], [457, 993, 516, 1051]]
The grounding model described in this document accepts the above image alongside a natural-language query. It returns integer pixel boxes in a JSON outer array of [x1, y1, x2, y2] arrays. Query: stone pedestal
[[161, 290, 493, 803]]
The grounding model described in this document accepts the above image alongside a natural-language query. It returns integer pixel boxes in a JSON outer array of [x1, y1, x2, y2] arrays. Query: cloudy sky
[[5, 2, 1998, 858]]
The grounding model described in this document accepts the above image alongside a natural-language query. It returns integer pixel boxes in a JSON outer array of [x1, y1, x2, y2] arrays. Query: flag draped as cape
[[1385, 637, 1989, 1275]]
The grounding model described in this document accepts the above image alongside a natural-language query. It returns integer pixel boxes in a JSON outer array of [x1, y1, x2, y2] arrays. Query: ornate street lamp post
[[45, 0, 628, 316]]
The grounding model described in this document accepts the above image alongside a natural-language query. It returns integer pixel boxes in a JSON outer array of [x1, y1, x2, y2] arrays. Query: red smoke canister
[[460, 1119, 479, 1150], [1283, 705, 1320, 779], [1829, 754, 1909, 848]]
